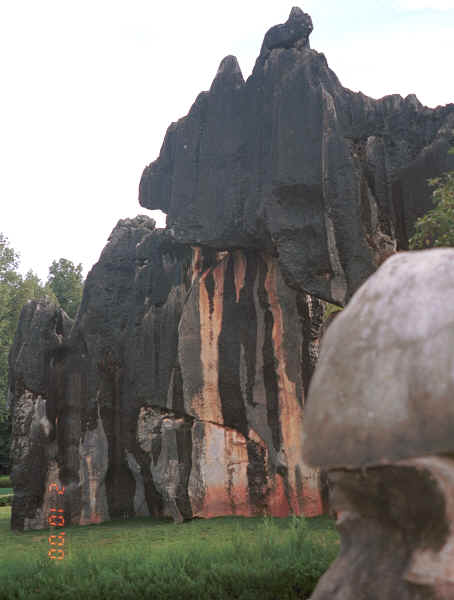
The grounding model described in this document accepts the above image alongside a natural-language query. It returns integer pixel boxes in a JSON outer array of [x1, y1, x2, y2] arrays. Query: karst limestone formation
[[9, 7, 454, 531]]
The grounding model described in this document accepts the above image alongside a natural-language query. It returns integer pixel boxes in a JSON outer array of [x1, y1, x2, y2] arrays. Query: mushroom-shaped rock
[[303, 248, 454, 600]]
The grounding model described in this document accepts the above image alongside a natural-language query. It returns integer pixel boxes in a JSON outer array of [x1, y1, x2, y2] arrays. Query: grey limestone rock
[[139, 8, 454, 305], [9, 217, 324, 530], [303, 248, 454, 599], [8, 300, 73, 530], [9, 8, 454, 539], [259, 7, 313, 57]]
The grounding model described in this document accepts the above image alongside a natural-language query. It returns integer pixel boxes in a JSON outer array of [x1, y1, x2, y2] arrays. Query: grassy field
[[0, 506, 338, 600], [0, 476, 11, 488]]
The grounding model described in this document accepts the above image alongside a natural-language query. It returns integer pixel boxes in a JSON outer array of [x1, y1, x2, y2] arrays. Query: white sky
[[1, 0, 453, 281]]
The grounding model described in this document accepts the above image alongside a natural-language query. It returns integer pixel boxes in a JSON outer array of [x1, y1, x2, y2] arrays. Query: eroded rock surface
[[139, 8, 454, 304], [303, 249, 454, 599], [9, 216, 323, 530], [8, 300, 73, 530], [9, 8, 454, 535]]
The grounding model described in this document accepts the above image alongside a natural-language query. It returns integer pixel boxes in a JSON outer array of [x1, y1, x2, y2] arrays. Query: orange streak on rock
[[248, 428, 266, 448], [216, 250, 229, 262], [233, 250, 247, 303], [263, 255, 322, 517], [301, 488, 324, 517], [192, 423, 253, 518], [79, 454, 104, 525], [267, 475, 291, 518], [192, 258, 227, 423], [191, 246, 203, 283]]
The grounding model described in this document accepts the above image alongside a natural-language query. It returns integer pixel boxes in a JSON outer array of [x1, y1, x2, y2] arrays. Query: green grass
[[0, 476, 11, 488], [0, 508, 338, 599], [0, 483, 13, 507]]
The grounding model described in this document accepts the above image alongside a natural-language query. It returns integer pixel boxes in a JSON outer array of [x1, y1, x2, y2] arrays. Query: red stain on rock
[[267, 475, 291, 518], [301, 488, 324, 517], [233, 250, 247, 302], [191, 246, 203, 283], [192, 257, 227, 423], [264, 254, 322, 517], [189, 251, 322, 519], [191, 422, 253, 518]]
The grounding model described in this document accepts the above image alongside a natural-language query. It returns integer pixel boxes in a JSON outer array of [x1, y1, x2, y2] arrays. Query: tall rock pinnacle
[[140, 7, 454, 305], [259, 6, 313, 57]]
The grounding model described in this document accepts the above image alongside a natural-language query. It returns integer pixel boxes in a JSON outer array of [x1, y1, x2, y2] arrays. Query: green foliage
[[0, 493, 12, 506], [0, 235, 20, 408], [0, 234, 21, 474], [47, 258, 83, 319], [0, 512, 339, 599], [17, 270, 58, 308], [323, 302, 343, 322], [409, 171, 454, 249], [0, 476, 11, 487]]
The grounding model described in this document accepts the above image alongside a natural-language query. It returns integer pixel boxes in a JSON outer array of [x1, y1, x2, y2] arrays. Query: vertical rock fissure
[[174, 418, 193, 520], [218, 254, 248, 437], [240, 252, 258, 408], [257, 256, 282, 453]]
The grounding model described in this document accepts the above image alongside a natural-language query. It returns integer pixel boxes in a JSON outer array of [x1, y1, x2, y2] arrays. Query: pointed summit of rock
[[210, 55, 244, 92], [289, 6, 304, 18], [139, 7, 454, 304], [259, 6, 313, 58]]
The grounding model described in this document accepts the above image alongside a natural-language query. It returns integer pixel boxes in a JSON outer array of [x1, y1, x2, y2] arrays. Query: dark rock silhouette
[[140, 8, 454, 304], [9, 8, 454, 531], [260, 6, 313, 57]]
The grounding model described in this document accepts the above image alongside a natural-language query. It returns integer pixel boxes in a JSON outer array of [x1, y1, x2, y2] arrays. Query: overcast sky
[[1, 0, 453, 281]]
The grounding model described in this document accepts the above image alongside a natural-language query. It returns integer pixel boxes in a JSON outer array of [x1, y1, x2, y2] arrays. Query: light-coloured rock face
[[177, 249, 322, 519], [310, 457, 454, 600], [304, 248, 454, 599], [9, 222, 324, 531], [78, 409, 110, 525], [304, 248, 454, 469]]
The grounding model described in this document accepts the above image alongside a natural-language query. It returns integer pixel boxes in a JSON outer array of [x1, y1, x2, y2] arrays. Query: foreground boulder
[[303, 248, 454, 599], [140, 7, 454, 304], [9, 216, 323, 530]]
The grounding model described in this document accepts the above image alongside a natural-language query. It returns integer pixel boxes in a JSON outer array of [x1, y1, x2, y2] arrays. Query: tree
[[47, 258, 83, 319], [0, 234, 21, 474], [409, 157, 454, 250], [0, 235, 21, 411]]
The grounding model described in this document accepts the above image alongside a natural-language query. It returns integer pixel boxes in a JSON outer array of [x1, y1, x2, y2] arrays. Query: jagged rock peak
[[105, 215, 156, 250], [108, 215, 156, 237], [211, 55, 244, 91], [260, 6, 313, 57]]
